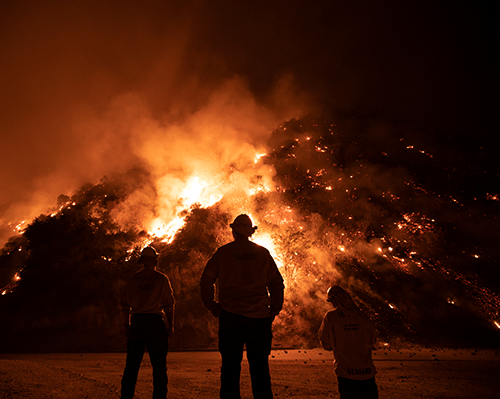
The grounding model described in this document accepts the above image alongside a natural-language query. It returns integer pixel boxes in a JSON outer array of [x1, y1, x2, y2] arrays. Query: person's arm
[[120, 290, 131, 337], [319, 314, 333, 351], [162, 277, 175, 335], [200, 253, 221, 317], [268, 256, 285, 318], [165, 310, 174, 335]]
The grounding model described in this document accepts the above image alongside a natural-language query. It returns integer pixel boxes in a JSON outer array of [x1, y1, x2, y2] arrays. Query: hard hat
[[326, 285, 348, 302], [138, 246, 159, 263], [230, 214, 258, 237]]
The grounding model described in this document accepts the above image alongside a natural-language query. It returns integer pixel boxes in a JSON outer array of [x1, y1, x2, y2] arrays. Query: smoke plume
[[1, 1, 495, 244]]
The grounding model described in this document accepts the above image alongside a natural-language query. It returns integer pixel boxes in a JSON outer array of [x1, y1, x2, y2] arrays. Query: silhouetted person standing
[[319, 285, 378, 399], [200, 214, 284, 399], [121, 246, 175, 399]]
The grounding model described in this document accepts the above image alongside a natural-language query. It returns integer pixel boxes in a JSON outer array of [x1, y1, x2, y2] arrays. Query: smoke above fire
[[1, 1, 495, 243], [1, 0, 322, 243], [74, 76, 309, 235]]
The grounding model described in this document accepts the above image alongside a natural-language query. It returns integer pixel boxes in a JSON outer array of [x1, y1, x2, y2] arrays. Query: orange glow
[[149, 216, 186, 243], [251, 229, 284, 269], [13, 221, 26, 233], [181, 176, 223, 208], [254, 152, 267, 163], [145, 145, 280, 244]]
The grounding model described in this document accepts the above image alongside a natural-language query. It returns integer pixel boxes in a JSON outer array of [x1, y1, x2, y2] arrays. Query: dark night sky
[[0, 0, 497, 245]]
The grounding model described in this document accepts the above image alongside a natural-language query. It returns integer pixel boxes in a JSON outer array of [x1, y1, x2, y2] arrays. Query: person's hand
[[167, 326, 174, 336]]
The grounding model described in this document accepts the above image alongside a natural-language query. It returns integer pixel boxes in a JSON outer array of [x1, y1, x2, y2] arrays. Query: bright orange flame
[[252, 230, 284, 269], [147, 149, 278, 244], [254, 153, 267, 163], [13, 221, 26, 233], [148, 176, 224, 242], [149, 216, 186, 243], [181, 176, 223, 208]]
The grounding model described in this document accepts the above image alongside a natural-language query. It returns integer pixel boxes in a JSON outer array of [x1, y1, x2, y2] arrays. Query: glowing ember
[[13, 221, 26, 233]]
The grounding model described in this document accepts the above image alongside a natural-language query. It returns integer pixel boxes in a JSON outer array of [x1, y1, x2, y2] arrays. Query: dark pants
[[218, 310, 273, 399], [121, 313, 169, 399], [337, 376, 378, 399]]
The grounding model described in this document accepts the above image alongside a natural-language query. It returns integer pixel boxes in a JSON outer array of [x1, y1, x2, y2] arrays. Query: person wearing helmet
[[319, 285, 378, 399], [120, 246, 175, 399], [200, 214, 284, 399]]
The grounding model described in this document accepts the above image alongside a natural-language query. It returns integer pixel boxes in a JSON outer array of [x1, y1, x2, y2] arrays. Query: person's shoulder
[[325, 308, 343, 319], [321, 309, 337, 324], [214, 242, 234, 253], [219, 241, 235, 249], [248, 241, 271, 254]]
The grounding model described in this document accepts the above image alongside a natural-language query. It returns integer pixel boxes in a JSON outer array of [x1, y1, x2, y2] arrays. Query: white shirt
[[319, 306, 377, 380]]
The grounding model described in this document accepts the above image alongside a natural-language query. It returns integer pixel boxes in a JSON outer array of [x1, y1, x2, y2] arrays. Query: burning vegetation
[[0, 113, 499, 352]]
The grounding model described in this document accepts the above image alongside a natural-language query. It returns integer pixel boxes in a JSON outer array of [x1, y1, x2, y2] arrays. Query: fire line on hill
[[0, 114, 499, 352]]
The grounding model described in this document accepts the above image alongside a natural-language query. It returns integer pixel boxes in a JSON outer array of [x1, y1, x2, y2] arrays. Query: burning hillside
[[0, 113, 499, 352]]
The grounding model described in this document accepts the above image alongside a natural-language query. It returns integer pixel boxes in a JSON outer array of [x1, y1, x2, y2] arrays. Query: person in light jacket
[[319, 285, 378, 399], [120, 246, 175, 399]]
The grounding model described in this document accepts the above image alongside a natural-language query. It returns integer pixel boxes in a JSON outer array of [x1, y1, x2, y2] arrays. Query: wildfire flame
[[148, 176, 225, 242], [147, 154, 274, 246], [2, 116, 499, 350], [252, 229, 283, 269]]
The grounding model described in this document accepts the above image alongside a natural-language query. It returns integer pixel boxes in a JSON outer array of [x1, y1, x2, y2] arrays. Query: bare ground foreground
[[1, 348, 500, 399]]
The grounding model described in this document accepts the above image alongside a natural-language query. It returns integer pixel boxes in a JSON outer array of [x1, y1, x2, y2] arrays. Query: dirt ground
[[1, 347, 499, 398]]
